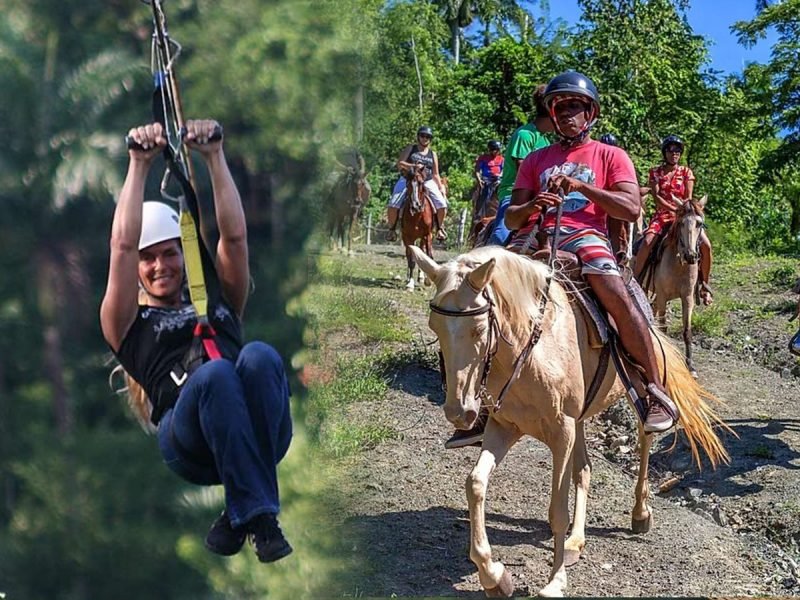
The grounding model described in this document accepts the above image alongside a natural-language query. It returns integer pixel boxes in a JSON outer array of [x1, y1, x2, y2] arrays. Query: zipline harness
[[127, 0, 223, 363]]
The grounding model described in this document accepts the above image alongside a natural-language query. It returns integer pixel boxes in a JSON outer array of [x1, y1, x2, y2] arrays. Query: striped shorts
[[508, 225, 620, 276]]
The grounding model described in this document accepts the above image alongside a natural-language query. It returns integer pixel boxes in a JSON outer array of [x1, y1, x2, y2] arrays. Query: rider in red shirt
[[472, 140, 504, 220], [633, 135, 713, 305], [505, 71, 680, 435]]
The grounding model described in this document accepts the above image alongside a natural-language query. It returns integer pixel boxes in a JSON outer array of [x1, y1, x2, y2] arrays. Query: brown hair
[[533, 84, 548, 119], [109, 288, 156, 433]]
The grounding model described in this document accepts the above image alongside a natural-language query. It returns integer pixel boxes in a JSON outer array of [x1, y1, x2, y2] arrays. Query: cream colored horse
[[410, 244, 728, 597], [645, 196, 708, 378]]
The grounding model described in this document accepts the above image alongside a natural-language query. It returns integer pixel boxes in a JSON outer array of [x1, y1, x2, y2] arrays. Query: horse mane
[[434, 247, 555, 340]]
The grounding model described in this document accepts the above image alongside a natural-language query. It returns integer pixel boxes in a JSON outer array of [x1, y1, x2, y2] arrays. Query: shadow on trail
[[651, 418, 800, 498], [385, 362, 443, 406], [345, 506, 633, 597]]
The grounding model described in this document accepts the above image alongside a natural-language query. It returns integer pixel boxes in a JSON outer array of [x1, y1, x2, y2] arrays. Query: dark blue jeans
[[487, 199, 513, 246], [157, 341, 292, 528]]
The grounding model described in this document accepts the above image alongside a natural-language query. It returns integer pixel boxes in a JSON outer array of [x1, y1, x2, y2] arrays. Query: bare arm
[[431, 152, 446, 196], [505, 186, 542, 230], [184, 120, 249, 318], [395, 145, 415, 174], [507, 176, 642, 228], [100, 123, 165, 352]]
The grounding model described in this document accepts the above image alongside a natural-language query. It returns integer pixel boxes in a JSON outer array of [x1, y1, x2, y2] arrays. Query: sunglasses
[[418, 134, 432, 139], [666, 146, 682, 153]]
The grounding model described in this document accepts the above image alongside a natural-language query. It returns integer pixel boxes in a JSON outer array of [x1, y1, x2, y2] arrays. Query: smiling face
[[417, 132, 432, 147], [138, 239, 184, 307], [664, 145, 682, 165]]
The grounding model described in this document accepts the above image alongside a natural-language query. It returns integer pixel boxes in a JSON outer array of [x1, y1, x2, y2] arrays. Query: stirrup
[[643, 383, 680, 434], [437, 228, 447, 241]]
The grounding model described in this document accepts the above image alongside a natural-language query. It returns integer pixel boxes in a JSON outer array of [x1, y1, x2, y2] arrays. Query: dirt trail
[[330, 244, 800, 598]]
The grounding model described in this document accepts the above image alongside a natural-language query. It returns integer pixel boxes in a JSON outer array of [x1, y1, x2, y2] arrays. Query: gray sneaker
[[644, 383, 680, 434]]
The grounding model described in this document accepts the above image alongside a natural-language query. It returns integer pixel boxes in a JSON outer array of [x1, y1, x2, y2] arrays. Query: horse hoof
[[484, 569, 514, 598], [631, 513, 652, 534], [564, 549, 581, 567]]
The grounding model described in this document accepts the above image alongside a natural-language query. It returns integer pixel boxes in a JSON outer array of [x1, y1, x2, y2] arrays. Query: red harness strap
[[193, 322, 222, 360]]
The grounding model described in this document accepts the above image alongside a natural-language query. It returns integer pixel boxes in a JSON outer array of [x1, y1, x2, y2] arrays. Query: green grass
[[292, 283, 413, 345], [746, 444, 775, 460], [323, 423, 400, 458]]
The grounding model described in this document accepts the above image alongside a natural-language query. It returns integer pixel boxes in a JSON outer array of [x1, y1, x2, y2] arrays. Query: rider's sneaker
[[205, 510, 246, 556], [436, 228, 447, 241], [444, 410, 487, 449], [697, 281, 714, 306], [248, 513, 293, 563], [644, 383, 680, 434], [385, 229, 398, 242]]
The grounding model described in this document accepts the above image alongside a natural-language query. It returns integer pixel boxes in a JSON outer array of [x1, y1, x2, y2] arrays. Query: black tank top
[[114, 299, 243, 425], [408, 144, 434, 181]]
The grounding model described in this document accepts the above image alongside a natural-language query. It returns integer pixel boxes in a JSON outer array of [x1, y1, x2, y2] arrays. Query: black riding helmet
[[543, 71, 600, 145], [599, 133, 618, 146], [543, 71, 600, 115], [661, 134, 684, 155], [417, 125, 433, 138], [487, 140, 501, 151]]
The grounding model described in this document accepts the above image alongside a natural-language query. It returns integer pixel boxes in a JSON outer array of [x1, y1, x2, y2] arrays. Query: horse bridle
[[429, 282, 550, 412], [430, 289, 504, 409], [675, 202, 704, 262]]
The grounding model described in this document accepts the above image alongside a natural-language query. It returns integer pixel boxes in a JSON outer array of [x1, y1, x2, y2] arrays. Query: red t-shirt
[[514, 140, 638, 233], [475, 154, 504, 179], [649, 164, 694, 201]]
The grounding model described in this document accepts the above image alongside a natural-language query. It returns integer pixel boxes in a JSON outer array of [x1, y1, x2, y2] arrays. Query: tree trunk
[[449, 19, 460, 64], [790, 190, 800, 237], [355, 84, 364, 144]]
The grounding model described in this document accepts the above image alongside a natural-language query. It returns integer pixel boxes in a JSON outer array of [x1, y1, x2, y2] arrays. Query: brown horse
[[327, 151, 371, 255], [400, 165, 436, 290], [410, 244, 728, 597], [639, 196, 708, 378], [468, 178, 500, 245]]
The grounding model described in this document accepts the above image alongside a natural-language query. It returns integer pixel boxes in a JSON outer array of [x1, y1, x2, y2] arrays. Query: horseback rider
[[385, 126, 449, 242], [473, 140, 504, 219], [101, 120, 293, 563], [504, 71, 681, 435], [633, 135, 713, 305], [486, 84, 553, 246]]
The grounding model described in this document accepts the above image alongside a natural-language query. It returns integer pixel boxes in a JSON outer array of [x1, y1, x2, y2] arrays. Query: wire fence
[[355, 207, 472, 251]]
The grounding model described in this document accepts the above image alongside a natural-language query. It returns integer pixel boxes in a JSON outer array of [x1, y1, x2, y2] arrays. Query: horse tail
[[652, 328, 733, 469]]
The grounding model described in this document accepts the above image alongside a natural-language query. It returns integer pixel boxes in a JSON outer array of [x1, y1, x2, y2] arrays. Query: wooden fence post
[[457, 208, 468, 247], [366, 213, 372, 245]]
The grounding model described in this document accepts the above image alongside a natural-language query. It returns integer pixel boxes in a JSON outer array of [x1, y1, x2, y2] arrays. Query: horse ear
[[409, 246, 441, 280], [466, 259, 495, 293], [698, 195, 708, 208]]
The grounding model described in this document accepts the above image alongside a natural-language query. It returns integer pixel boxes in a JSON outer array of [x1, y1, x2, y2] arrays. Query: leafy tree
[[734, 0, 800, 236], [571, 0, 713, 163]]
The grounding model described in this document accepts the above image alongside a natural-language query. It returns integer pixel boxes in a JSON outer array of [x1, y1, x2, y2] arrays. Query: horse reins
[[430, 275, 553, 412], [429, 289, 507, 407]]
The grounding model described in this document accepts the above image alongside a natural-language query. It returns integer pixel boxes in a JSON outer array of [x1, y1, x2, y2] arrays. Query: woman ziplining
[[101, 0, 293, 564]]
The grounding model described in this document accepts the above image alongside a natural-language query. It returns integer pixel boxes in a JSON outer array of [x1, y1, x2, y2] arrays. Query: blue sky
[[538, 0, 777, 76]]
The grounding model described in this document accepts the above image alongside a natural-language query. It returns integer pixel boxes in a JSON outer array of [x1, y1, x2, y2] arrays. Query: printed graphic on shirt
[[541, 162, 596, 215], [141, 304, 233, 335]]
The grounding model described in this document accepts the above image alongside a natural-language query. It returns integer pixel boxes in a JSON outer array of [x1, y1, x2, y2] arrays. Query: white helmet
[[139, 202, 181, 250]]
